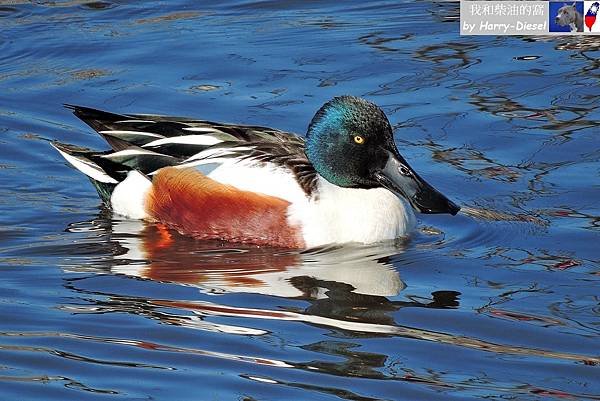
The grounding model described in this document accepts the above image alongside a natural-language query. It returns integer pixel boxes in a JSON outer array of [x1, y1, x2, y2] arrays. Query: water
[[1, 1, 599, 400]]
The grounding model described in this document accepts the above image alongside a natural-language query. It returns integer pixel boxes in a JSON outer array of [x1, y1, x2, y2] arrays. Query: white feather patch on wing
[[110, 170, 152, 219], [53, 144, 118, 184], [99, 130, 164, 139], [101, 149, 160, 159], [183, 146, 256, 163], [142, 135, 223, 147], [182, 127, 225, 133]]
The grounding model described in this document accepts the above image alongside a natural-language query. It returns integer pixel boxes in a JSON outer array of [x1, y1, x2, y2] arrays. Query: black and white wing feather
[[58, 105, 318, 196]]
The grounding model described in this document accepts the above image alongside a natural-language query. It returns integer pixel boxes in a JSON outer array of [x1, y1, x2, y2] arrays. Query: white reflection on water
[[58, 217, 600, 368]]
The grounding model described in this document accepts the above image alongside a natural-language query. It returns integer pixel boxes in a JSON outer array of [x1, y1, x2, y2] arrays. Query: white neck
[[288, 176, 416, 248]]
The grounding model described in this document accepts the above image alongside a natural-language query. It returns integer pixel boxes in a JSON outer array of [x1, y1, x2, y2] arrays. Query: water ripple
[[2, 1, 599, 400]]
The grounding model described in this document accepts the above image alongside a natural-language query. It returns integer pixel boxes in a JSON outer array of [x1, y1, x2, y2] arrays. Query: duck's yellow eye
[[353, 135, 365, 145]]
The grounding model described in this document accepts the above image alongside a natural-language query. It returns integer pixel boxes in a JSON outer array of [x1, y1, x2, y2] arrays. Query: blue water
[[1, 1, 599, 400]]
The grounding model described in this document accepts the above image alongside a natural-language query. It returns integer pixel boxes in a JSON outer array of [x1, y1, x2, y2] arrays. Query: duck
[[53, 96, 459, 248]]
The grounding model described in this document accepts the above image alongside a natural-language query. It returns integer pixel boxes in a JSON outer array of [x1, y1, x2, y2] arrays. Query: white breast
[[288, 177, 416, 248]]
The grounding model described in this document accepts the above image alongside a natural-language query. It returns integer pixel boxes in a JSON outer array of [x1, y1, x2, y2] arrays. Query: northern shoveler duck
[[53, 96, 459, 248]]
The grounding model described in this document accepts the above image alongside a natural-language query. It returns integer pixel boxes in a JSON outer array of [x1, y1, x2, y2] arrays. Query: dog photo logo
[[584, 1, 600, 31], [550, 1, 585, 32]]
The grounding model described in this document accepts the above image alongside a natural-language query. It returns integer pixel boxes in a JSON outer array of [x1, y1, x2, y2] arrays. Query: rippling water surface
[[1, 1, 599, 400]]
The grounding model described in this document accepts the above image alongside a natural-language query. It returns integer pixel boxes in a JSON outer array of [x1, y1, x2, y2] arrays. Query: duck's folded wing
[[66, 104, 294, 151], [64, 104, 319, 197]]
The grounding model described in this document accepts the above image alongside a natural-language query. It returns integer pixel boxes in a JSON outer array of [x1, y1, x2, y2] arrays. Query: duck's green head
[[305, 96, 459, 215]]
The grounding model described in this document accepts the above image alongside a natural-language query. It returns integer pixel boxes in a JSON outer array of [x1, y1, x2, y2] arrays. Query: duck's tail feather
[[52, 140, 179, 205], [64, 104, 167, 149], [51, 142, 120, 204], [64, 104, 130, 135], [64, 104, 234, 157]]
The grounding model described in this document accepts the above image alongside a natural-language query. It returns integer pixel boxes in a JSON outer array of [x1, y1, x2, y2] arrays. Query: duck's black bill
[[375, 152, 460, 215]]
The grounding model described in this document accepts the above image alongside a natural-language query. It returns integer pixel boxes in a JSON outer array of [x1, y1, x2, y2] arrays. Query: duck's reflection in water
[[63, 217, 598, 378], [109, 219, 413, 299], [65, 217, 459, 331]]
